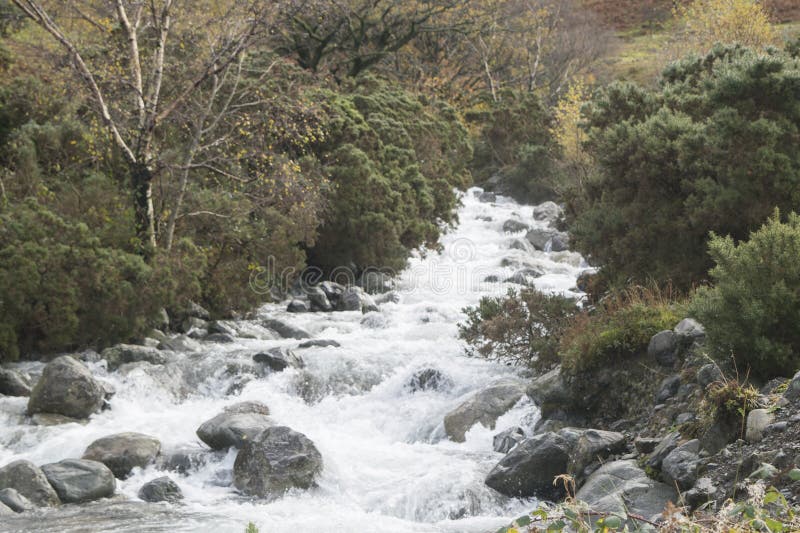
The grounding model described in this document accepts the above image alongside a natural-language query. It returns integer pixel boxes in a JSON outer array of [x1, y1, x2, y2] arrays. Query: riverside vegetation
[[1, 0, 800, 532]]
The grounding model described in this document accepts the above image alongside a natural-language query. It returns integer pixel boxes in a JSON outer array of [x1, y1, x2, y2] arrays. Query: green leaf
[[532, 509, 548, 519], [788, 468, 800, 481], [563, 507, 578, 520], [546, 519, 566, 532], [602, 515, 623, 529], [515, 515, 532, 527], [764, 517, 785, 532], [763, 489, 784, 506]]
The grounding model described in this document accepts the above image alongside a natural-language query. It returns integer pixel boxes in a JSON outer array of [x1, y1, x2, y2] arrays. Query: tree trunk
[[131, 162, 157, 254]]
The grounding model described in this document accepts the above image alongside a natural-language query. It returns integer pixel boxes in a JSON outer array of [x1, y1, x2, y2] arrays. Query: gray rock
[[319, 281, 346, 302], [696, 364, 723, 388], [262, 318, 311, 340], [444, 379, 526, 442], [682, 477, 717, 510], [0, 368, 31, 397], [745, 409, 775, 443], [525, 367, 572, 419], [478, 191, 496, 203], [656, 375, 681, 403], [493, 427, 526, 454], [180, 317, 208, 334], [253, 347, 304, 372], [358, 271, 395, 294], [505, 268, 544, 286], [298, 339, 341, 349], [0, 460, 60, 507], [360, 312, 387, 329], [634, 436, 661, 455], [648, 330, 679, 367], [83, 433, 161, 479], [0, 502, 12, 515], [208, 320, 237, 337], [138, 477, 183, 503], [502, 219, 530, 233], [287, 300, 310, 313], [676, 412, 696, 425], [508, 238, 534, 253], [374, 291, 402, 305], [196, 403, 272, 450], [233, 426, 323, 499], [700, 415, 740, 455], [569, 429, 627, 477], [101, 345, 168, 369], [525, 227, 568, 251], [784, 370, 800, 401], [549, 234, 570, 252], [674, 318, 705, 342], [532, 202, 563, 224], [646, 432, 681, 470], [485, 432, 572, 500], [305, 286, 333, 312], [181, 301, 210, 321], [205, 333, 235, 344], [27, 356, 105, 419], [157, 334, 201, 352], [750, 463, 779, 480], [40, 459, 115, 504], [576, 460, 676, 522], [338, 287, 378, 313], [407, 368, 453, 393], [0, 488, 34, 512], [662, 439, 701, 490], [156, 447, 219, 475]]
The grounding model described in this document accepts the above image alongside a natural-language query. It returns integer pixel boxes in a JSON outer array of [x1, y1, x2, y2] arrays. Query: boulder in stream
[[40, 459, 115, 504], [0, 488, 35, 512], [83, 432, 162, 479], [101, 344, 167, 370], [0, 460, 60, 507], [27, 356, 105, 419], [262, 318, 311, 340], [253, 347, 305, 372], [196, 402, 272, 450], [138, 476, 183, 503], [233, 426, 323, 499], [444, 379, 526, 442], [0, 368, 31, 397]]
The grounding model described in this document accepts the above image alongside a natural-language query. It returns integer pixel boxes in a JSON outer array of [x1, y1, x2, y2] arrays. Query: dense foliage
[[570, 44, 800, 288], [690, 212, 800, 380]]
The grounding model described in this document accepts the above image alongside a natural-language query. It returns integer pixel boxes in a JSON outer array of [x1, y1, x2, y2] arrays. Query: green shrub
[[690, 211, 800, 379], [560, 288, 682, 374], [459, 288, 578, 371], [0, 200, 186, 360], [570, 44, 800, 289]]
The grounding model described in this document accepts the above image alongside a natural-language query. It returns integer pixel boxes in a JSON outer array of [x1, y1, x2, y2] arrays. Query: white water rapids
[[0, 188, 590, 533]]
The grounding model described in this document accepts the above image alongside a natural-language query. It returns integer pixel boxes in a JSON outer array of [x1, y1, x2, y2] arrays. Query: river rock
[[485, 431, 572, 500], [696, 363, 723, 388], [783, 370, 800, 402], [407, 368, 453, 392], [648, 330, 679, 367], [532, 201, 563, 224], [298, 339, 341, 349], [682, 477, 718, 510], [0, 461, 59, 507], [0, 368, 31, 396], [576, 460, 676, 522], [525, 367, 572, 419], [27, 356, 105, 419], [525, 227, 563, 251], [568, 429, 627, 477], [138, 477, 183, 503], [502, 219, 530, 233], [505, 268, 544, 286], [746, 409, 775, 443], [493, 427, 526, 454], [157, 334, 201, 352], [0, 488, 34, 512], [444, 379, 526, 442], [233, 426, 323, 499], [319, 281, 346, 302], [508, 238, 534, 253], [287, 300, 310, 313], [306, 286, 333, 312], [338, 287, 379, 313], [41, 459, 115, 504], [156, 447, 220, 474], [177, 301, 210, 321], [180, 317, 208, 334], [253, 347, 304, 372], [646, 431, 681, 470], [83, 433, 162, 479], [101, 344, 167, 370], [196, 403, 272, 450], [374, 290, 402, 305], [205, 333, 235, 344], [0, 502, 12, 515], [661, 439, 701, 490], [262, 318, 311, 340], [478, 191, 496, 203], [656, 375, 681, 403]]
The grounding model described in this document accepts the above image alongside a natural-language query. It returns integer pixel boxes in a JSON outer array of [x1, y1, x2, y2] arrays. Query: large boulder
[[305, 286, 333, 312], [525, 227, 569, 251], [0, 461, 60, 507], [0, 488, 35, 512], [648, 331, 679, 367], [0, 368, 31, 397], [262, 318, 311, 340], [406, 368, 453, 393], [196, 402, 272, 450], [532, 202, 563, 224], [338, 287, 379, 313], [485, 431, 572, 500], [444, 379, 526, 442], [502, 219, 530, 233], [40, 459, 115, 504], [493, 427, 526, 454], [655, 375, 681, 403], [287, 300, 310, 313], [0, 502, 12, 515], [661, 440, 701, 490], [674, 318, 705, 343], [646, 432, 681, 470], [525, 368, 573, 419], [101, 344, 166, 370], [576, 460, 676, 523], [568, 430, 627, 477], [83, 433, 162, 479], [138, 476, 183, 503], [27, 356, 105, 419], [233, 426, 323, 499]]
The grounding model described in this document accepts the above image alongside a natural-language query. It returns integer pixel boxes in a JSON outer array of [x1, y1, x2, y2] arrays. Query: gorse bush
[[560, 286, 683, 374], [569, 44, 800, 289], [459, 289, 578, 371], [690, 211, 800, 379]]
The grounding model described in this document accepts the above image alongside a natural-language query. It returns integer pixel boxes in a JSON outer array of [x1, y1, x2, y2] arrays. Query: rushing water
[[0, 188, 590, 533]]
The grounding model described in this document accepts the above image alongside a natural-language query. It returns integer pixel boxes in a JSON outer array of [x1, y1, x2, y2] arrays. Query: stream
[[0, 188, 590, 533]]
